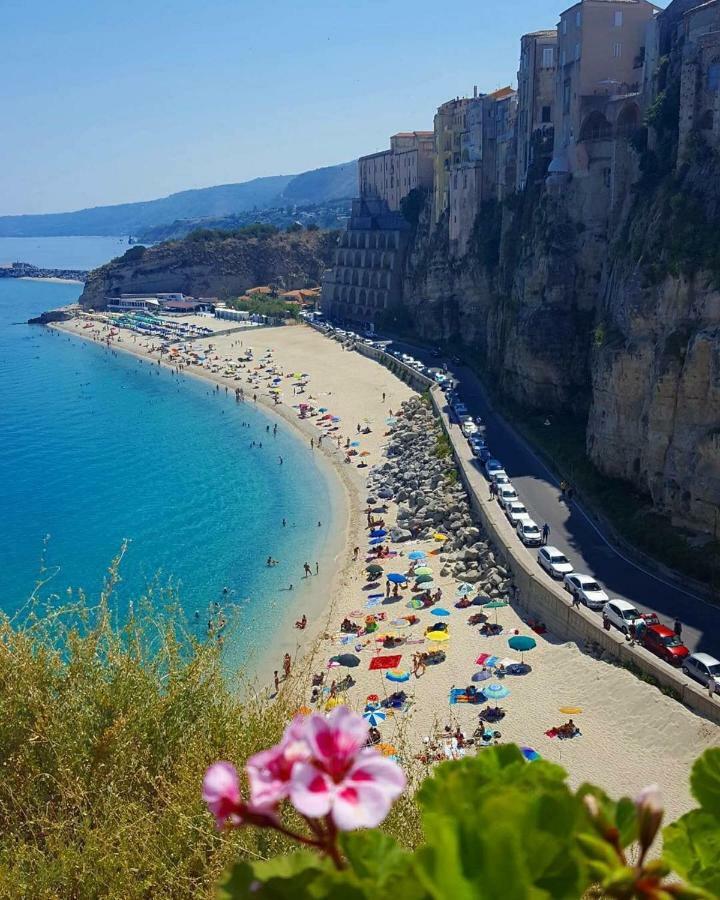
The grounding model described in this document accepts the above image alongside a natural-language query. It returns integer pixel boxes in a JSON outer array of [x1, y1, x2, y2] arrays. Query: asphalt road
[[379, 336, 720, 657]]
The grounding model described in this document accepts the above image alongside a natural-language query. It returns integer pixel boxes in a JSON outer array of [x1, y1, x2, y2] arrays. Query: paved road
[[378, 336, 720, 657]]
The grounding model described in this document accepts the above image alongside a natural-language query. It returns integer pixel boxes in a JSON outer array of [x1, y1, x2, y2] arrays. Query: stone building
[[678, 0, 720, 162], [320, 198, 411, 327], [551, 0, 661, 176], [358, 132, 434, 212], [516, 30, 558, 190]]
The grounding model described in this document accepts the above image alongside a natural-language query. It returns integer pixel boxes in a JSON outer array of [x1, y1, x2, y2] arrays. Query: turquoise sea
[[0, 237, 337, 665]]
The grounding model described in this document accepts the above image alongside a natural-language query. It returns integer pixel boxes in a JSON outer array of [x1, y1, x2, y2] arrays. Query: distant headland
[[0, 261, 87, 282]]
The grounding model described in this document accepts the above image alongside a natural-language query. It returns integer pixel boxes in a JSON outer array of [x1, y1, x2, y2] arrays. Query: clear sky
[[3, 0, 602, 215]]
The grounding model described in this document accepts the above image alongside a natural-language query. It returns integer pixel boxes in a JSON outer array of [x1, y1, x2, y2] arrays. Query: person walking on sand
[[386, 580, 391, 598], [315, 561, 319, 575], [382, 392, 386, 403], [274, 670, 280, 694], [310, 437, 314, 450], [303, 562, 312, 578], [542, 522, 550, 545], [283, 653, 291, 678], [353, 546, 359, 560]]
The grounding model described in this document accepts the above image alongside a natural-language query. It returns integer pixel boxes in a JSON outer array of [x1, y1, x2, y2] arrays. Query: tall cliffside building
[[358, 132, 434, 212], [551, 0, 661, 177], [322, 131, 431, 326], [516, 30, 558, 190]]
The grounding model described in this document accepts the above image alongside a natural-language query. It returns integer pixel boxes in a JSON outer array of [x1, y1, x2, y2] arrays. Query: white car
[[563, 573, 609, 610], [462, 422, 479, 437], [517, 519, 543, 547], [682, 653, 720, 694], [602, 599, 645, 635], [497, 485, 519, 509], [537, 546, 574, 578], [490, 469, 508, 485], [505, 501, 530, 526]]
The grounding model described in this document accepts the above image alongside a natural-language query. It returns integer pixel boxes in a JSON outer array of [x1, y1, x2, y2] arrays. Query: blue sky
[[1, 0, 630, 215]]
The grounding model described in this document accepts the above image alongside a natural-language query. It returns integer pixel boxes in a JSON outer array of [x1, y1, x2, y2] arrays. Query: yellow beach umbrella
[[559, 706, 583, 715], [433, 533, 448, 542], [325, 695, 347, 711], [425, 630, 449, 642]]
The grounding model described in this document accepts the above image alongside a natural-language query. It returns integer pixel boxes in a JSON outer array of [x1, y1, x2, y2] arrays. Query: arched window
[[580, 111, 612, 141]]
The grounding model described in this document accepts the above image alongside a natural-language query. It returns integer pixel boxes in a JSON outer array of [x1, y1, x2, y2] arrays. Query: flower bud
[[635, 784, 664, 853]]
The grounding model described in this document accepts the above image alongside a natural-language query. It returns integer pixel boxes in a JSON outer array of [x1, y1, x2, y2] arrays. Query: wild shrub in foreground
[[207, 708, 719, 899]]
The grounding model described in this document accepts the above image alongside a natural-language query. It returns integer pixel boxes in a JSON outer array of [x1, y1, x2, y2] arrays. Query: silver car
[[537, 546, 574, 578], [682, 653, 720, 693], [563, 573, 609, 610]]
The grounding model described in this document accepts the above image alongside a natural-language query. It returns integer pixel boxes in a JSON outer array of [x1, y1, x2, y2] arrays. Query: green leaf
[[217, 852, 327, 899], [340, 830, 414, 886], [664, 810, 720, 896], [690, 748, 720, 816]]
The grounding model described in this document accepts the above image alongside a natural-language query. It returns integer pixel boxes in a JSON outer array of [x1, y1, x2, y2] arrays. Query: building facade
[[678, 0, 720, 162], [358, 132, 434, 211], [552, 0, 661, 175], [516, 30, 558, 190]]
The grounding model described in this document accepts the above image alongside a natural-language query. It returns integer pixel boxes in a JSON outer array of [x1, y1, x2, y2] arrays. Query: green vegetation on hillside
[[226, 291, 301, 320]]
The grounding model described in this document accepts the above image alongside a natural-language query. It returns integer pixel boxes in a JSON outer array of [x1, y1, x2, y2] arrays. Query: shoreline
[[19, 276, 85, 284], [49, 318, 388, 691]]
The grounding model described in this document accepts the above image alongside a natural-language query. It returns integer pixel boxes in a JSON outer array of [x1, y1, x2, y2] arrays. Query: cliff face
[[400, 133, 720, 534], [79, 231, 338, 309]]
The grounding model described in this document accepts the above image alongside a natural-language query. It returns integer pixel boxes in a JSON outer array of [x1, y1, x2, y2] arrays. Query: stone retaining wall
[[427, 385, 720, 726]]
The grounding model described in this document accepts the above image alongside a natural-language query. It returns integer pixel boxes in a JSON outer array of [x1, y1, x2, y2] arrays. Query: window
[[614, 10, 623, 27], [542, 105, 552, 123], [613, 42, 622, 58], [561, 48, 566, 66], [575, 42, 581, 61], [563, 80, 571, 114], [709, 63, 720, 91], [576, 10, 582, 27], [542, 46, 554, 67], [562, 17, 567, 34]]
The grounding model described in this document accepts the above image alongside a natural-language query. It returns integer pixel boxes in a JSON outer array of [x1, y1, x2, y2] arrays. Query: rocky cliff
[[79, 230, 338, 309], [400, 101, 719, 535]]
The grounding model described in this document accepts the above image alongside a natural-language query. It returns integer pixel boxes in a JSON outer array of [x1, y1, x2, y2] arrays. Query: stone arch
[[362, 270, 371, 288], [580, 110, 612, 142], [348, 287, 357, 305], [351, 269, 360, 286], [616, 102, 641, 138], [358, 289, 367, 306]]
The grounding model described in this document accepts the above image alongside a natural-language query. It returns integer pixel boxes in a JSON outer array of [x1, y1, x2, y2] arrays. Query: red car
[[642, 624, 689, 666]]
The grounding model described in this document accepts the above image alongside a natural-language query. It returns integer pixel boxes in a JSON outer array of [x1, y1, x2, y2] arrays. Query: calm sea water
[[0, 235, 132, 270], [0, 238, 337, 664]]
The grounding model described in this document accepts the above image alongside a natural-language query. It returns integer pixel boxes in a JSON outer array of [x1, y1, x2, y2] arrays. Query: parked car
[[682, 653, 720, 693], [563, 573, 609, 610], [477, 448, 493, 464], [506, 501, 531, 526], [602, 599, 646, 635], [490, 468, 508, 485], [453, 403, 469, 418], [517, 519, 543, 547], [642, 624, 689, 666], [497, 485, 519, 509], [462, 422, 479, 437], [484, 458, 504, 478]]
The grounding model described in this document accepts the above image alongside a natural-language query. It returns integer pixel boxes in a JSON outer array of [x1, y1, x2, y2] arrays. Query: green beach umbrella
[[508, 634, 537, 664], [414, 566, 433, 576], [483, 598, 509, 624], [415, 573, 434, 584]]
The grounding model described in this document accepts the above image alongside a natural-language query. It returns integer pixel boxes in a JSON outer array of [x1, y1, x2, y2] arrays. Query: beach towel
[[369, 654, 402, 671], [365, 598, 382, 608], [545, 728, 559, 738], [367, 593, 384, 599], [475, 653, 490, 666]]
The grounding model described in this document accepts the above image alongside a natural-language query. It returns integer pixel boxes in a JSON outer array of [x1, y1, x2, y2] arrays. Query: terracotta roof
[[488, 85, 516, 100]]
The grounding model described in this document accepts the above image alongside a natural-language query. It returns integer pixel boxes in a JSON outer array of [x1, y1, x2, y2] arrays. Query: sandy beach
[[53, 313, 719, 826]]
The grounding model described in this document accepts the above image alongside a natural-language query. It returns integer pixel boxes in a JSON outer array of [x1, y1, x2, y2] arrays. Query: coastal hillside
[[79, 229, 338, 308], [0, 161, 357, 238]]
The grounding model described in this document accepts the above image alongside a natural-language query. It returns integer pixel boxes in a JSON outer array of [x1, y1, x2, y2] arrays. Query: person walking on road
[[674, 617, 683, 639], [489, 481, 498, 501], [541, 523, 550, 545], [571, 591, 581, 609]]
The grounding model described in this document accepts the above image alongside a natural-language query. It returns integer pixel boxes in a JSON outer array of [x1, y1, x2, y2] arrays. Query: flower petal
[[289, 762, 333, 818], [331, 752, 406, 830]]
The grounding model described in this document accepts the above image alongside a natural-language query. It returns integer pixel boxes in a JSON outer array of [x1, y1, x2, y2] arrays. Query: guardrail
[[427, 385, 720, 726]]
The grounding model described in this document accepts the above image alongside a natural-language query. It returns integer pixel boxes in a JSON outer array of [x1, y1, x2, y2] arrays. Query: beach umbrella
[[508, 635, 537, 664], [332, 416, 341, 422], [363, 708, 387, 727], [407, 550, 426, 561], [390, 618, 410, 629], [386, 669, 411, 683], [431, 608, 450, 617], [325, 696, 345, 711], [484, 598, 509, 624], [415, 573, 434, 584], [386, 573, 407, 584], [414, 566, 433, 576], [521, 746, 542, 762], [471, 670, 492, 683], [386, 417, 398, 425], [425, 630, 449, 642], [319, 407, 328, 412], [407, 598, 425, 610], [366, 564, 383, 577], [350, 441, 360, 447], [370, 529, 387, 538], [483, 683, 510, 703], [331, 653, 361, 669], [360, 451, 370, 457], [559, 706, 583, 715], [434, 533, 448, 542], [456, 583, 475, 596], [415, 580, 435, 591]]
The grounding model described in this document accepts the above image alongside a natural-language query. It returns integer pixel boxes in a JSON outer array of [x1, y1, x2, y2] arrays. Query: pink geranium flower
[[202, 761, 244, 829], [247, 715, 311, 809], [289, 707, 406, 830]]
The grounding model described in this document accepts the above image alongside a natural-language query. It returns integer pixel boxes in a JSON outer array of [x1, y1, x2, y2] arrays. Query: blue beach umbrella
[[483, 683, 510, 703], [369, 538, 384, 546], [386, 669, 411, 683], [455, 583, 475, 596], [363, 709, 387, 727], [508, 634, 537, 664], [386, 573, 407, 584], [431, 608, 450, 617], [471, 670, 492, 683], [521, 746, 542, 762], [319, 407, 328, 412], [370, 529, 387, 538], [350, 441, 360, 447], [407, 550, 426, 561], [332, 416, 341, 422]]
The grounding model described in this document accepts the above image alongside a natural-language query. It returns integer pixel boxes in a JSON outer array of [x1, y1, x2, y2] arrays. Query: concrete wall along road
[[426, 385, 720, 727]]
